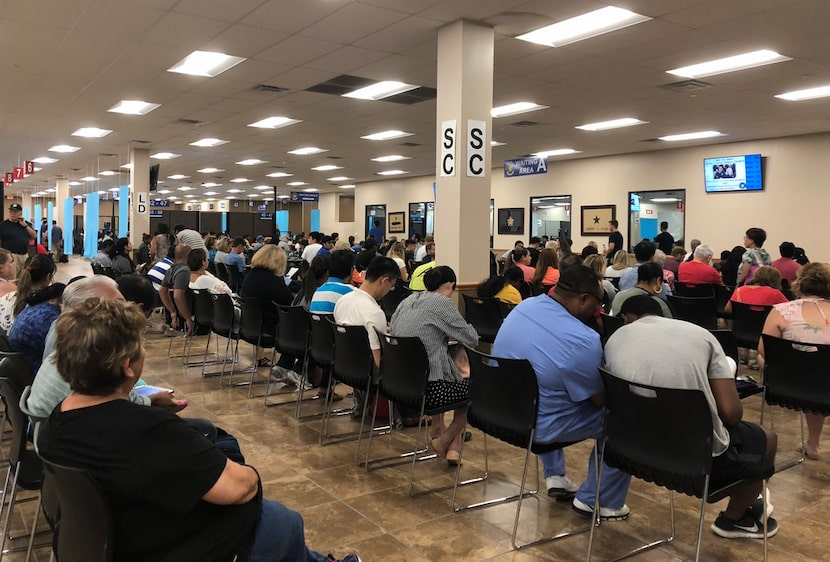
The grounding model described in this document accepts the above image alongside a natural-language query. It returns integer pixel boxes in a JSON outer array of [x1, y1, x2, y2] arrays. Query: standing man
[[368, 219, 385, 244], [493, 265, 632, 519], [51, 220, 64, 262], [605, 220, 624, 266], [0, 203, 37, 275], [173, 224, 206, 251], [653, 221, 674, 255]]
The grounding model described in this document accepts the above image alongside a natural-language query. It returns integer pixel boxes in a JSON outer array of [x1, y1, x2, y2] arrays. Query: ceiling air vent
[[510, 120, 540, 127], [400, 142, 421, 147], [176, 118, 206, 127], [131, 140, 152, 144], [253, 84, 289, 95], [660, 79, 713, 93]]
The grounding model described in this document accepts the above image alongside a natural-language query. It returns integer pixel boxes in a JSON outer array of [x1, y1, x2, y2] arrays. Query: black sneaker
[[711, 511, 779, 539]]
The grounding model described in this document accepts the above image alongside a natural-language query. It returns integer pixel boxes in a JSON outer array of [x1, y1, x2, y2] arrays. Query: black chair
[[667, 295, 718, 330], [599, 313, 623, 345], [451, 349, 594, 550], [364, 334, 471, 495], [215, 262, 230, 284], [207, 294, 240, 382], [731, 302, 773, 350], [715, 285, 735, 320], [709, 329, 764, 399], [760, 334, 830, 468], [589, 368, 770, 561], [461, 294, 510, 344], [37, 456, 114, 562], [299, 314, 351, 422], [238, 297, 277, 397], [674, 281, 715, 297], [264, 306, 311, 408], [605, 277, 621, 290], [90, 263, 116, 279], [379, 286, 412, 321], [190, 289, 226, 374], [227, 265, 242, 293], [320, 323, 390, 450]]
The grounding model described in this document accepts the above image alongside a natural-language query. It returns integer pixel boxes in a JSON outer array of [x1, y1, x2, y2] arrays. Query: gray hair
[[653, 249, 666, 266], [62, 276, 120, 308], [694, 244, 714, 260], [690, 239, 702, 251]]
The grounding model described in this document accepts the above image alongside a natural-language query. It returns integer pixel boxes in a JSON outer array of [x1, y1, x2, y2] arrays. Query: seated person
[[391, 266, 479, 465], [606, 296, 778, 539], [476, 267, 524, 305], [91, 239, 115, 268], [0, 254, 56, 333], [532, 248, 560, 290], [188, 248, 234, 295], [309, 250, 356, 315], [611, 262, 673, 319], [112, 237, 137, 276], [512, 248, 535, 284], [9, 280, 64, 374], [493, 265, 632, 520], [37, 298, 360, 562], [408, 254, 436, 292], [678, 244, 724, 286], [726, 266, 788, 313], [226, 237, 247, 274]]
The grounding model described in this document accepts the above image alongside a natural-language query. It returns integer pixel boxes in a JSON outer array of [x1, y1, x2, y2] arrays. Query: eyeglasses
[[584, 292, 603, 306]]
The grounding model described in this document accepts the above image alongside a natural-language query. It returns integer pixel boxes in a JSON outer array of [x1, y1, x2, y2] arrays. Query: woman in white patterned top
[[391, 266, 478, 465]]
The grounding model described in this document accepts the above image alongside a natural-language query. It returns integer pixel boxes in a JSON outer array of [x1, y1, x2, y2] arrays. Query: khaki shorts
[[10, 252, 27, 278]]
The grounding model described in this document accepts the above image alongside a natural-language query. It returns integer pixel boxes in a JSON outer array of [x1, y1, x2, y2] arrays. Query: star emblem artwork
[[507, 216, 515, 227], [593, 215, 600, 224]]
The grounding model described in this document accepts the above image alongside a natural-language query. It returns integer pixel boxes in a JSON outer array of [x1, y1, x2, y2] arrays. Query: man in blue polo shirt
[[310, 250, 355, 314], [493, 265, 631, 520]]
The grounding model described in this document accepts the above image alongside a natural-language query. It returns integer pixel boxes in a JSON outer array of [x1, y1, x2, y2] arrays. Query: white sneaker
[[545, 475, 577, 498], [285, 369, 312, 391], [572, 497, 630, 521], [271, 365, 292, 384]]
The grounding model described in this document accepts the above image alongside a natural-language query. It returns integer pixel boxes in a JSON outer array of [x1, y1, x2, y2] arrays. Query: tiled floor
[[4, 256, 827, 560]]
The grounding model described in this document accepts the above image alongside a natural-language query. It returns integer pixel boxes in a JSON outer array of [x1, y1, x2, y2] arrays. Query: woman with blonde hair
[[386, 240, 409, 282], [604, 249, 630, 279], [0, 249, 16, 298], [583, 254, 617, 305]]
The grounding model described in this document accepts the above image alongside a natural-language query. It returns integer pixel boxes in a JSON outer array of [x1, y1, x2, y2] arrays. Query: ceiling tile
[[299, 2, 410, 44]]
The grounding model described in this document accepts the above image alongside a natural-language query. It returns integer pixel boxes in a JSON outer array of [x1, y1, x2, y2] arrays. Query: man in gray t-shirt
[[159, 244, 192, 332]]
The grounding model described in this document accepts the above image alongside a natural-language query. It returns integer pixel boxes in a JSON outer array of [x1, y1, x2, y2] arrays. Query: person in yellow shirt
[[477, 267, 525, 305], [409, 258, 436, 291]]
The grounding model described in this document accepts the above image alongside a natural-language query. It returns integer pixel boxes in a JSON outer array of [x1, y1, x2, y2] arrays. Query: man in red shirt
[[678, 244, 724, 286], [771, 241, 801, 286]]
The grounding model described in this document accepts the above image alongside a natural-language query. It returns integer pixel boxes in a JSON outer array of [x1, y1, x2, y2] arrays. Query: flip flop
[[797, 446, 820, 460]]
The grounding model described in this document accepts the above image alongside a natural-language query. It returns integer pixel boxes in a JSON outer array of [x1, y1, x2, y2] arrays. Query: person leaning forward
[[0, 204, 37, 276]]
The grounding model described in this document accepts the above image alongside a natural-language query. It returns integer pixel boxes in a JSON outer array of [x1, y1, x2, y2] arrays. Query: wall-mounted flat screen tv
[[704, 154, 763, 193]]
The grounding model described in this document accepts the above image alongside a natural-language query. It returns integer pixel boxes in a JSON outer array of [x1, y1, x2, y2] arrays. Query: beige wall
[[317, 132, 828, 261]]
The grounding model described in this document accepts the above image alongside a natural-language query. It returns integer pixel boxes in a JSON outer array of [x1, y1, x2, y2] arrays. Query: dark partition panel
[[200, 213, 223, 235], [227, 213, 256, 239], [167, 210, 199, 232]]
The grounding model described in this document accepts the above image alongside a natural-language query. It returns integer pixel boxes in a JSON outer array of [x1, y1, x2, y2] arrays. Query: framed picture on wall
[[580, 205, 616, 236], [497, 207, 525, 235], [388, 211, 405, 233]]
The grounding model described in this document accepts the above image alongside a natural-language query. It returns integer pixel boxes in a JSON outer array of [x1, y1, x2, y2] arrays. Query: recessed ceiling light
[[49, 145, 81, 153], [516, 6, 651, 47], [185, 195, 197, 198], [166, 195, 178, 198], [303, 188, 318, 192], [266, 172, 293, 178], [327, 176, 353, 182], [288, 147, 327, 156], [167, 50, 246, 77], [227, 189, 243, 193], [120, 163, 132, 169], [167, 174, 190, 180], [532, 148, 581, 157], [97, 191, 107, 195], [376, 170, 408, 176], [254, 185, 272, 190], [775, 84, 830, 101], [650, 197, 680, 202], [189, 138, 228, 147], [667, 49, 791, 79], [248, 116, 302, 129], [203, 191, 219, 196], [99, 170, 118, 176], [108, 187, 120, 192], [343, 80, 418, 100], [178, 186, 195, 191], [196, 167, 224, 173], [45, 188, 56, 193], [202, 182, 222, 188], [32, 157, 58, 164], [277, 194, 290, 199], [311, 165, 342, 171], [33, 167, 42, 172], [371, 155, 408, 162], [658, 130, 724, 142], [491, 102, 548, 118], [287, 181, 307, 186], [151, 152, 181, 160], [157, 190, 172, 194], [80, 176, 98, 182], [72, 127, 112, 138], [206, 198, 216, 201], [230, 178, 250, 183], [339, 184, 356, 189], [360, 130, 413, 141], [108, 100, 160, 115], [576, 118, 647, 131], [491, 141, 506, 147], [68, 181, 82, 186], [235, 159, 266, 166]]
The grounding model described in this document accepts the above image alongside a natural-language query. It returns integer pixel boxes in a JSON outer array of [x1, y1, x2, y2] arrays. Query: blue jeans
[[248, 500, 329, 562]]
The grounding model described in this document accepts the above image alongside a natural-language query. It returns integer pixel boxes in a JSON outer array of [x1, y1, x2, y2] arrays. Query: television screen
[[704, 154, 762, 193], [629, 193, 640, 212], [149, 164, 160, 191]]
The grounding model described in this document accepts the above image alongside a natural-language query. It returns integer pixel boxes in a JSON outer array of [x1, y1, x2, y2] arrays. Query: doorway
[[365, 204, 386, 240], [530, 195, 572, 242], [627, 189, 686, 252]]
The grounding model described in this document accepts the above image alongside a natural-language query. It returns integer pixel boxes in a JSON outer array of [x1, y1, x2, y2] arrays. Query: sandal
[[797, 446, 820, 460], [256, 357, 272, 368]]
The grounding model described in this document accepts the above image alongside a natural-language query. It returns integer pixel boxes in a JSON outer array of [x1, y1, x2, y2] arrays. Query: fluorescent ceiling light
[[555, 203, 570, 206], [108, 100, 160, 115], [376, 170, 408, 176], [33, 167, 42, 172], [45, 188, 55, 193], [650, 198, 680, 202], [197, 167, 224, 173], [537, 205, 555, 209], [97, 191, 107, 195], [80, 176, 98, 182], [167, 174, 189, 180], [236, 158, 266, 165], [230, 178, 250, 183], [108, 187, 119, 192], [157, 190, 172, 194], [120, 163, 132, 169], [203, 191, 219, 196], [371, 155, 408, 162], [72, 127, 112, 138], [327, 176, 353, 182], [658, 130, 724, 142], [254, 185, 272, 190], [302, 188, 318, 192], [267, 172, 293, 178], [178, 186, 195, 191], [491, 141, 506, 147], [49, 145, 81, 153], [226, 196, 235, 200], [32, 157, 58, 164], [227, 189, 243, 193], [667, 49, 791, 79], [151, 152, 180, 160], [339, 184, 356, 189], [99, 170, 118, 176], [206, 198, 215, 201], [775, 84, 830, 101], [491, 102, 548, 118], [248, 116, 301, 129], [532, 148, 581, 157], [516, 6, 651, 47], [202, 182, 222, 188], [311, 165, 342, 171], [185, 195, 196, 198], [361, 130, 413, 141], [167, 50, 246, 77], [287, 181, 307, 186], [190, 138, 228, 147], [288, 147, 327, 156], [343, 80, 417, 100], [277, 195, 290, 199], [68, 181, 82, 186], [576, 118, 647, 131]]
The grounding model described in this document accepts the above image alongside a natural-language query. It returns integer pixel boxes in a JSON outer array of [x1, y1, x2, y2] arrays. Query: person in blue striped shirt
[[309, 250, 356, 315]]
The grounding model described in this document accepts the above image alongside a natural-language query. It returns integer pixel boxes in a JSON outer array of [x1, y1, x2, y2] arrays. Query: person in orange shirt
[[513, 248, 535, 284], [532, 248, 560, 291]]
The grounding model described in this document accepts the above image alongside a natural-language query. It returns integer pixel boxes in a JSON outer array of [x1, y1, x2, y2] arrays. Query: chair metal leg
[[24, 491, 40, 562], [0, 468, 20, 560], [360, 400, 432, 472], [319, 381, 391, 447]]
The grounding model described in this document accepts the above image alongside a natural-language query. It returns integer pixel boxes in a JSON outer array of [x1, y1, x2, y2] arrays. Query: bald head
[[174, 243, 192, 262], [62, 276, 122, 308]]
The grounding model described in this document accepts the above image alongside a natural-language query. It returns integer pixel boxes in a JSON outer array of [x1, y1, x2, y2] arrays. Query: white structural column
[[129, 148, 150, 249], [55, 178, 69, 224], [434, 20, 494, 285]]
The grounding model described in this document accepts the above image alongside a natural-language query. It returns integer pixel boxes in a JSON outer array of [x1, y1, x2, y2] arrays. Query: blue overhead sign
[[151, 199, 171, 207], [504, 157, 548, 178], [290, 191, 319, 202]]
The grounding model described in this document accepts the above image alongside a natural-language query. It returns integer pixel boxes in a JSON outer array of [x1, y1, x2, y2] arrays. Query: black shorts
[[710, 422, 774, 488]]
